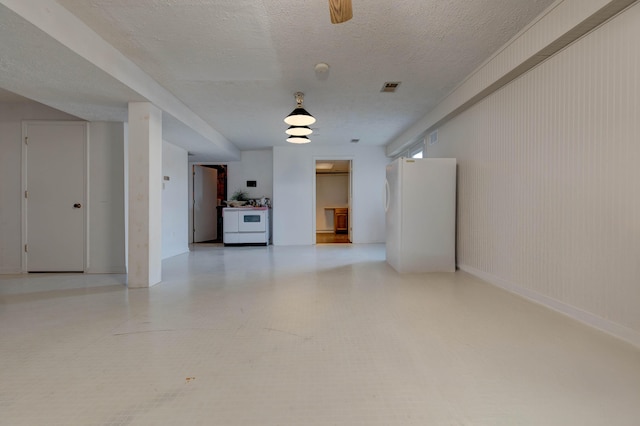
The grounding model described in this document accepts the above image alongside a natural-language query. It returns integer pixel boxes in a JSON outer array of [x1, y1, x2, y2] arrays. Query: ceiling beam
[[0, 0, 240, 161]]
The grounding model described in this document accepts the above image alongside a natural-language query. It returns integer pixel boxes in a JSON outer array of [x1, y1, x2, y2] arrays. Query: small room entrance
[[191, 164, 227, 243], [314, 160, 352, 244]]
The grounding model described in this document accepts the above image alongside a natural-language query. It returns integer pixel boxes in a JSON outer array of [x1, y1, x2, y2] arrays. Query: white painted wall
[[227, 149, 273, 200], [0, 104, 127, 274], [273, 145, 388, 245], [162, 141, 189, 259], [316, 174, 349, 232], [0, 106, 125, 274], [427, 3, 640, 347], [87, 122, 126, 273]]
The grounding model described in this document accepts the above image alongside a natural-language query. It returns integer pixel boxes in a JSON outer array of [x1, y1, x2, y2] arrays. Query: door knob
[[73, 203, 82, 208]]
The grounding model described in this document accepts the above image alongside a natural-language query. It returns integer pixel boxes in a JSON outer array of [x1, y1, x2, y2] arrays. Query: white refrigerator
[[385, 157, 457, 273]]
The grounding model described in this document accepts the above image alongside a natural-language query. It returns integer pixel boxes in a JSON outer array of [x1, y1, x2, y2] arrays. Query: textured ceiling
[[1, 0, 556, 157], [0, 3, 145, 121]]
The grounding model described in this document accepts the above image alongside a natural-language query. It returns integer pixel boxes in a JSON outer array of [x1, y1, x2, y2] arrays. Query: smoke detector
[[315, 63, 330, 73]]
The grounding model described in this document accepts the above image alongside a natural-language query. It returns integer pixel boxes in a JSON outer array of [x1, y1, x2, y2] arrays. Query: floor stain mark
[[112, 327, 228, 336], [112, 329, 178, 336], [263, 327, 311, 340]]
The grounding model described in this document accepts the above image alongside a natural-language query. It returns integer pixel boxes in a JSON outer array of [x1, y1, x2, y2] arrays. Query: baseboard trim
[[459, 264, 640, 349], [86, 267, 126, 274]]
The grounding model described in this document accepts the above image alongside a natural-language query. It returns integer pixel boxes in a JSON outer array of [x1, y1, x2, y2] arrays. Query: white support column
[[127, 102, 162, 288]]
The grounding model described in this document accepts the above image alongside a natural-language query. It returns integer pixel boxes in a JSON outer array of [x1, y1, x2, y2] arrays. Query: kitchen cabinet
[[334, 208, 348, 234]]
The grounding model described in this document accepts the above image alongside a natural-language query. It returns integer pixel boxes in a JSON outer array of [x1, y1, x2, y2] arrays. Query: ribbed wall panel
[[428, 3, 640, 343], [450, 0, 625, 117], [387, 0, 638, 157]]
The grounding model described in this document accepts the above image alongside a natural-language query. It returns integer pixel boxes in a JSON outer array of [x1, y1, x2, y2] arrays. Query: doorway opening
[[314, 160, 352, 244], [192, 164, 227, 244]]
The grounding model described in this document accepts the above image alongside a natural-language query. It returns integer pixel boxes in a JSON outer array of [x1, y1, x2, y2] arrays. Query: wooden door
[[347, 160, 353, 242], [193, 165, 218, 242]]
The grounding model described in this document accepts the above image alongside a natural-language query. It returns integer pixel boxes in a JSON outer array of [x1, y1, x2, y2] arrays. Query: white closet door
[[25, 121, 86, 272]]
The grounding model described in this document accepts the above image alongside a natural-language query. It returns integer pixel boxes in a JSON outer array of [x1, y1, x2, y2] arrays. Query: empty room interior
[[1, 0, 639, 424]]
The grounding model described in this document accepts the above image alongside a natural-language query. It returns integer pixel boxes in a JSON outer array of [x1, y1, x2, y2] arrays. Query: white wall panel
[[162, 141, 189, 259], [272, 146, 314, 245], [428, 3, 640, 345], [227, 150, 273, 200], [88, 122, 126, 273], [273, 145, 388, 246]]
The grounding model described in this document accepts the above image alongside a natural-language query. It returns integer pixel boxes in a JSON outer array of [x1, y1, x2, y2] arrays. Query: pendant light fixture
[[285, 125, 313, 136], [284, 92, 316, 126], [286, 135, 311, 144]]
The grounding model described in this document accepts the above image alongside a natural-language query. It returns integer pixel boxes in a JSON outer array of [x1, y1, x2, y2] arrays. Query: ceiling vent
[[380, 82, 401, 93]]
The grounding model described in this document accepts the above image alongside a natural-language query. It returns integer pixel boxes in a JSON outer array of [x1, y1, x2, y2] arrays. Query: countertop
[[223, 207, 269, 210]]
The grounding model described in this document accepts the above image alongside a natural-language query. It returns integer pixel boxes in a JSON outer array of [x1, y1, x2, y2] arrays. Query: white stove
[[222, 208, 270, 245]]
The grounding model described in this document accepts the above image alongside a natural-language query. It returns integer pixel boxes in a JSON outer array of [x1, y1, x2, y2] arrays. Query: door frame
[[189, 163, 227, 244], [312, 156, 354, 244], [21, 121, 89, 273], [192, 164, 218, 243]]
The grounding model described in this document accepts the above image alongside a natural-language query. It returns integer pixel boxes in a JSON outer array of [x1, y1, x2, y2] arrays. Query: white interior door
[[193, 165, 218, 242], [24, 121, 87, 272], [385, 159, 401, 269], [348, 160, 353, 242]]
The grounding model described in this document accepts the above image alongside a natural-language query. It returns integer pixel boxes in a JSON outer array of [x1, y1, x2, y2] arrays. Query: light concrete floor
[[1, 244, 639, 425]]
